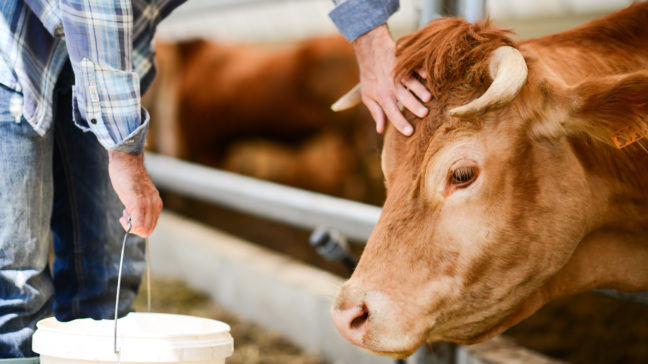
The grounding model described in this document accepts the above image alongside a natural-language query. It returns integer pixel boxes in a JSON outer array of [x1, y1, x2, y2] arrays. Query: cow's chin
[[369, 325, 507, 359], [364, 348, 420, 360], [358, 335, 425, 359], [360, 296, 523, 359], [355, 319, 504, 358], [435, 323, 507, 346], [355, 319, 428, 358], [431, 299, 536, 346]]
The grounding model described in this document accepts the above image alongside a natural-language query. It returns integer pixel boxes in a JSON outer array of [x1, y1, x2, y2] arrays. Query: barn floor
[[132, 278, 326, 364]]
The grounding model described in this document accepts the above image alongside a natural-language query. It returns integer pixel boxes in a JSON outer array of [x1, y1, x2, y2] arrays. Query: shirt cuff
[[329, 0, 400, 41], [71, 57, 148, 153], [110, 108, 149, 154], [72, 93, 149, 154]]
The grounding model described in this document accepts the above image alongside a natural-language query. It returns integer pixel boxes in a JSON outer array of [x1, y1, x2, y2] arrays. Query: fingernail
[[423, 92, 432, 102], [418, 107, 428, 117], [403, 125, 413, 135]]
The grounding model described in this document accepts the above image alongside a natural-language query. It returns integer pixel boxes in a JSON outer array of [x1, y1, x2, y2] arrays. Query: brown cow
[[145, 35, 367, 161], [331, 3, 648, 358], [144, 36, 384, 202]]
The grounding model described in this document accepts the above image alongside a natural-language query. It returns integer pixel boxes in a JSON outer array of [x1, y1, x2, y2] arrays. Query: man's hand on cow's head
[[353, 24, 431, 136], [108, 151, 163, 237]]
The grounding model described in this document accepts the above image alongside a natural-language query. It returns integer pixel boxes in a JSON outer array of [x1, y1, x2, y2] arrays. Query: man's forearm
[[352, 24, 392, 64]]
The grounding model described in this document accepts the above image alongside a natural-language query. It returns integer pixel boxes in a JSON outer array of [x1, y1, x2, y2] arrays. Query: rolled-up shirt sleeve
[[60, 0, 148, 154], [329, 0, 400, 41]]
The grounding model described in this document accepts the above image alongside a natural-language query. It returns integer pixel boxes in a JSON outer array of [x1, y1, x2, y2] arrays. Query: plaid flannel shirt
[[0, 0, 392, 153], [0, 0, 184, 153]]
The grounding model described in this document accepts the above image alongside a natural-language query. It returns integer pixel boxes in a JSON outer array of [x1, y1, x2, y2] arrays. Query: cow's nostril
[[331, 302, 371, 346], [350, 305, 369, 329]]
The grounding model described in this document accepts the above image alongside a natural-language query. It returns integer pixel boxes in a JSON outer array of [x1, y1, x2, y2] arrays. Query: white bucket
[[32, 312, 234, 364]]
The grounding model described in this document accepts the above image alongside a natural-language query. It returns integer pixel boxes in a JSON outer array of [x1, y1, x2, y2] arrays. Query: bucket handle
[[114, 218, 132, 354], [113, 218, 152, 354]]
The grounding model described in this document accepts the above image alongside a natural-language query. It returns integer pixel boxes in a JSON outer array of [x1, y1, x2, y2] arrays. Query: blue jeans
[[0, 63, 146, 358]]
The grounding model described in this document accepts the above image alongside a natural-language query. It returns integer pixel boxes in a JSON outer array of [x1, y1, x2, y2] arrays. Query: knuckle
[[377, 90, 393, 100]]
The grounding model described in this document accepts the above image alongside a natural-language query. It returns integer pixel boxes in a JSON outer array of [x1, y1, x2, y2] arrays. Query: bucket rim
[[32, 313, 234, 362], [35, 312, 231, 339]]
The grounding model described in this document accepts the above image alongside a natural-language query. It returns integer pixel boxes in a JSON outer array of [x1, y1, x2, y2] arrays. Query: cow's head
[[331, 17, 648, 358]]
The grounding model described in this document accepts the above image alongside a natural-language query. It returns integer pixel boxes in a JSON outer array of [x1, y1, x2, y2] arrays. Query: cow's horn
[[449, 46, 527, 117], [331, 84, 362, 111]]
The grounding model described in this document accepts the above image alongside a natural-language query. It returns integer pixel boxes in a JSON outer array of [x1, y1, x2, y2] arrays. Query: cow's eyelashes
[[450, 166, 477, 187]]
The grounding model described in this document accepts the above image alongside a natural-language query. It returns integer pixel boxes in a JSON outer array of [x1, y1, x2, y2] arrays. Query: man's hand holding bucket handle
[[108, 151, 163, 237], [352, 24, 432, 136]]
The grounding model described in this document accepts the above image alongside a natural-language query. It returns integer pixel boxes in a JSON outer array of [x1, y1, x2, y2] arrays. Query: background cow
[[331, 3, 648, 358], [144, 36, 385, 204]]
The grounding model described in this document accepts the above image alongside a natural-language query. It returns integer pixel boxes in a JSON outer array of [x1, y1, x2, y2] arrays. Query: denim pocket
[[0, 83, 24, 123]]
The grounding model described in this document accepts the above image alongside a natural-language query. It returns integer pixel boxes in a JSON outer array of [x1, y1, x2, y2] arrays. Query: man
[[0, 0, 426, 360], [0, 1, 179, 360]]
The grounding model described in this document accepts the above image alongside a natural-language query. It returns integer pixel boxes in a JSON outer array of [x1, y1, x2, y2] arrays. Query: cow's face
[[331, 43, 594, 358], [332, 103, 590, 356]]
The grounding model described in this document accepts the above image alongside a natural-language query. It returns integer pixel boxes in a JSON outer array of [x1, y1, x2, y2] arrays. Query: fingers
[[119, 210, 130, 231], [364, 97, 386, 133], [121, 193, 163, 238], [395, 82, 428, 118], [108, 151, 163, 238], [363, 91, 414, 136], [382, 98, 414, 136], [402, 75, 431, 103]]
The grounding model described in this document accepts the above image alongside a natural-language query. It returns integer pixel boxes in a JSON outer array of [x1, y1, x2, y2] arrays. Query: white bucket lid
[[32, 312, 233, 362]]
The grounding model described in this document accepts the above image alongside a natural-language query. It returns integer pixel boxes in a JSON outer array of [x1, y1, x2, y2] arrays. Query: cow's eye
[[450, 166, 476, 186]]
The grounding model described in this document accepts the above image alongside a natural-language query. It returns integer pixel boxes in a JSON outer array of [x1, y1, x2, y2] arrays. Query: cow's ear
[[531, 71, 648, 147]]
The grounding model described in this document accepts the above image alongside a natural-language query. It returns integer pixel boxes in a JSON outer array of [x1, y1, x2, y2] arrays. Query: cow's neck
[[493, 228, 648, 338], [490, 137, 648, 335], [514, 136, 648, 319]]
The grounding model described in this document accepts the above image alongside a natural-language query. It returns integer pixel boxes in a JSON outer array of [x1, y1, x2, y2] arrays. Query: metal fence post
[[419, 0, 441, 27], [457, 0, 486, 22], [409, 342, 456, 364]]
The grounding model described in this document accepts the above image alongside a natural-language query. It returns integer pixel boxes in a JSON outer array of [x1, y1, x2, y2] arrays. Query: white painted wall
[[156, 0, 420, 42], [487, 0, 633, 19], [157, 0, 636, 42]]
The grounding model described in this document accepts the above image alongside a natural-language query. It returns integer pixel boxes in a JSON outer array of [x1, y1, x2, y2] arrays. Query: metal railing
[[144, 153, 380, 242]]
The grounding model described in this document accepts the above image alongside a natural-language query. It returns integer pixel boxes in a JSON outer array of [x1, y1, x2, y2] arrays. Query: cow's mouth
[[365, 347, 420, 360]]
